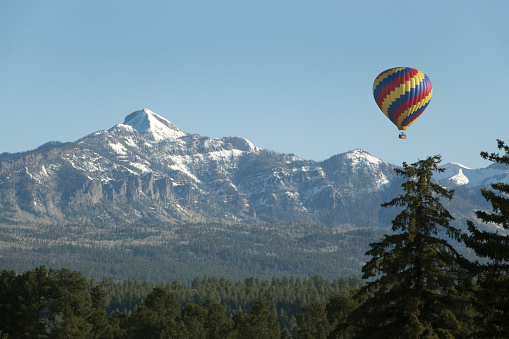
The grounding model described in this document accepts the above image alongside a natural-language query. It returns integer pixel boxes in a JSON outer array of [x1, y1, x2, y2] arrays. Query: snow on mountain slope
[[123, 108, 188, 141], [344, 148, 383, 168], [77, 109, 265, 191], [436, 162, 509, 188], [0, 107, 504, 226], [320, 149, 394, 193]]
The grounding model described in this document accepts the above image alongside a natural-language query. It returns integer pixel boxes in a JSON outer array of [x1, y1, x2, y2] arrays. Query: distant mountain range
[[0, 108, 506, 227]]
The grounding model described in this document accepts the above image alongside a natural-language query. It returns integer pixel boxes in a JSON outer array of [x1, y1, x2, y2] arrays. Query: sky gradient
[[1, 1, 508, 168]]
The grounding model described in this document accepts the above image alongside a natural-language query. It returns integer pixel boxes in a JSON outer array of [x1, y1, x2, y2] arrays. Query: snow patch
[[123, 108, 187, 141], [448, 168, 469, 186], [437, 162, 509, 187], [129, 162, 151, 173], [108, 141, 127, 155], [345, 149, 382, 167], [40, 165, 49, 177], [375, 172, 390, 187], [168, 157, 202, 184]]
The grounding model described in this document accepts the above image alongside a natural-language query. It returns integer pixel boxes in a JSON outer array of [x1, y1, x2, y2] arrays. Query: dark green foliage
[[88, 285, 126, 338], [233, 297, 280, 339], [463, 139, 509, 337], [0, 266, 52, 338], [99, 274, 361, 335], [128, 287, 186, 338], [348, 156, 473, 338], [0, 222, 385, 283], [0, 266, 121, 339], [203, 298, 235, 339], [296, 301, 329, 339], [0, 266, 363, 338], [326, 293, 358, 339], [49, 268, 94, 338], [182, 303, 208, 339]]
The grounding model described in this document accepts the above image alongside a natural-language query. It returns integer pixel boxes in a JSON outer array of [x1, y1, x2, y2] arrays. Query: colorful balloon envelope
[[373, 67, 432, 132]]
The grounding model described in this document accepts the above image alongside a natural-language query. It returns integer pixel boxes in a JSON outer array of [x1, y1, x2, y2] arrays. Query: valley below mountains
[[1, 108, 508, 280]]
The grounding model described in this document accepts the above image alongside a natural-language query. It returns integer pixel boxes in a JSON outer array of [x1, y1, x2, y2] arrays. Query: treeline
[[0, 266, 361, 338], [0, 221, 383, 283], [99, 274, 362, 331]]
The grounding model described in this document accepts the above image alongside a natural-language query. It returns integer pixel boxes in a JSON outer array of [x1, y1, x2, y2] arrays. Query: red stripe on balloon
[[404, 107, 427, 127], [390, 75, 432, 127], [375, 71, 412, 111]]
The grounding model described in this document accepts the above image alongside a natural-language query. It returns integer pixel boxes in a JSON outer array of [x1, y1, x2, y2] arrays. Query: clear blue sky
[[1, 1, 508, 168]]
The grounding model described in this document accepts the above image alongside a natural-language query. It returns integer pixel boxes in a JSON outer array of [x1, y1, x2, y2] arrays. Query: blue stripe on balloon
[[386, 77, 427, 122], [401, 100, 430, 127], [373, 67, 411, 102]]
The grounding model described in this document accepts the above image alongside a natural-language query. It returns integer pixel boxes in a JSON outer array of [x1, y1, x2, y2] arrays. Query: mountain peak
[[344, 149, 383, 167], [123, 108, 187, 141]]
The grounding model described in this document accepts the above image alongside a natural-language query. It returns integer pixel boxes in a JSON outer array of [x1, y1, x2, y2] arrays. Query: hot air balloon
[[373, 67, 432, 139]]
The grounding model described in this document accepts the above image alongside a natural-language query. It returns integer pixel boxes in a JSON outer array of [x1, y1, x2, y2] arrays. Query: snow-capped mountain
[[0, 109, 503, 226], [123, 108, 188, 141], [434, 162, 509, 188]]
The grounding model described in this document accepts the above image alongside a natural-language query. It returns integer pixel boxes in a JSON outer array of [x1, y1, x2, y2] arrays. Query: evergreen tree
[[128, 287, 187, 339], [234, 297, 280, 339], [0, 267, 52, 338], [296, 301, 330, 339], [463, 139, 509, 337], [0, 266, 98, 338], [326, 293, 358, 339], [49, 268, 94, 338], [203, 298, 235, 339], [88, 285, 123, 339], [348, 155, 472, 338], [182, 303, 207, 339]]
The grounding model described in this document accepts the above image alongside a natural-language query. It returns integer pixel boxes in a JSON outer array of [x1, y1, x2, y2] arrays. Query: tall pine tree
[[348, 155, 473, 338], [233, 297, 280, 339], [127, 287, 187, 339], [463, 139, 509, 337], [296, 301, 330, 339]]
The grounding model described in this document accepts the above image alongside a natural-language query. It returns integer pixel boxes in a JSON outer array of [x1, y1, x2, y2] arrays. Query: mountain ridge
[[0, 109, 505, 227]]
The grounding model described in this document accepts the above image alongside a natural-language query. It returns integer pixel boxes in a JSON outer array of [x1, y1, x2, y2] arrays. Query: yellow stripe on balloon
[[380, 72, 425, 115], [395, 90, 433, 128], [381, 82, 409, 114], [372, 67, 406, 90]]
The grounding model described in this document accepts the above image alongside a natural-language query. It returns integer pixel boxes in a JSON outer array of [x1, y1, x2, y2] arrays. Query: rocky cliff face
[[0, 109, 503, 227]]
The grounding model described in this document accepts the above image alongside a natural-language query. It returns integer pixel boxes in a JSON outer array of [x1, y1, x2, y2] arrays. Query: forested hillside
[[0, 221, 385, 282], [0, 266, 362, 338]]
